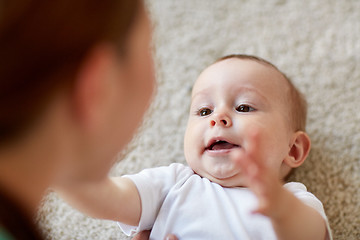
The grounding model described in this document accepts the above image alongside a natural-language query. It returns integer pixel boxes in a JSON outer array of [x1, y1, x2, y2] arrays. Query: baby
[[59, 55, 332, 240]]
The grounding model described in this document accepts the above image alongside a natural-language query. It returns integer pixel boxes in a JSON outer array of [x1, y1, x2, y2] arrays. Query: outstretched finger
[[131, 230, 151, 240], [231, 129, 263, 177], [164, 234, 178, 240]]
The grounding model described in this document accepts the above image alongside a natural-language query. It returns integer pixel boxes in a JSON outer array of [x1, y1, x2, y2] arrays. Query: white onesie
[[119, 163, 332, 240]]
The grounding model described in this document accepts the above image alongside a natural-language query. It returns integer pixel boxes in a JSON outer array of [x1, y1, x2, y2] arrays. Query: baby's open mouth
[[206, 140, 240, 151]]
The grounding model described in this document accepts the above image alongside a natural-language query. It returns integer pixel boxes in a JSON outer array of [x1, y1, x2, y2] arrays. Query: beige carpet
[[38, 0, 360, 239]]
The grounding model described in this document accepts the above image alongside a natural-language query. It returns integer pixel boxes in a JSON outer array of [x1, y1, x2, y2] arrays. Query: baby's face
[[184, 58, 294, 187]]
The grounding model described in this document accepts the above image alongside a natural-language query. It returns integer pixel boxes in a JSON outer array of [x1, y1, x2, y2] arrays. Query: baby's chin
[[200, 170, 247, 188], [188, 158, 247, 187]]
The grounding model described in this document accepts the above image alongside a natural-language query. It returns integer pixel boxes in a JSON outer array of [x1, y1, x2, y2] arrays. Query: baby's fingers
[[231, 129, 263, 178], [231, 149, 259, 187]]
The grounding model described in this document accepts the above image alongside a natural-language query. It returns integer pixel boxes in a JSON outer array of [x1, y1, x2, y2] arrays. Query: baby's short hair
[[216, 54, 307, 132]]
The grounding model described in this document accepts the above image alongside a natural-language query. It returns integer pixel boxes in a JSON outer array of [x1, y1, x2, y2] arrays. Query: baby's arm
[[232, 133, 327, 240], [54, 177, 141, 226]]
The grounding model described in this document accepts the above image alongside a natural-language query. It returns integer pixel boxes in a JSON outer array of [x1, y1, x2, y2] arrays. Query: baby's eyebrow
[[228, 86, 270, 102], [191, 86, 269, 103], [191, 87, 211, 100], [235, 87, 268, 101]]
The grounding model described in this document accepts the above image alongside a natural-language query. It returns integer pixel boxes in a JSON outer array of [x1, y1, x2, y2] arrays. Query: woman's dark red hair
[[0, 0, 140, 144]]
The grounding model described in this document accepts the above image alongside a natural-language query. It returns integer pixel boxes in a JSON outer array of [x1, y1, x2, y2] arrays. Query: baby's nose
[[210, 113, 232, 127]]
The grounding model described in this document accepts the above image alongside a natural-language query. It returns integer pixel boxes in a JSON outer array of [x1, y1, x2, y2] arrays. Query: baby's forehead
[[213, 58, 284, 78], [193, 58, 289, 94], [192, 58, 293, 113]]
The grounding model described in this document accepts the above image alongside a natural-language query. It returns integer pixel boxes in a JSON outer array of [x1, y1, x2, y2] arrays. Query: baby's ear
[[284, 131, 311, 168]]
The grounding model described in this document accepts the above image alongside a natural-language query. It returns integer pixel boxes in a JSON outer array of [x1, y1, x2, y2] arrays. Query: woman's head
[[0, 0, 155, 181], [0, 0, 153, 145]]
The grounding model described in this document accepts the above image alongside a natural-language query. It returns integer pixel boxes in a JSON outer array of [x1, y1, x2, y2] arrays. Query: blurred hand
[[131, 230, 150, 240], [231, 129, 285, 218], [131, 230, 178, 240]]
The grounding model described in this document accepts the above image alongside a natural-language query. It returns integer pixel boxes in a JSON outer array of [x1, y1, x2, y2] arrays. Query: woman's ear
[[72, 44, 119, 131], [284, 131, 311, 168]]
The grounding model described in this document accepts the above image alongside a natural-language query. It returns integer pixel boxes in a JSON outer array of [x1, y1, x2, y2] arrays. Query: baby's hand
[[131, 230, 178, 240], [231, 131, 288, 219]]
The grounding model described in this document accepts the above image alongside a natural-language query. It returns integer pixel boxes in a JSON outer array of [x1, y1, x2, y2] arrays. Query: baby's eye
[[198, 108, 213, 116], [236, 104, 255, 113]]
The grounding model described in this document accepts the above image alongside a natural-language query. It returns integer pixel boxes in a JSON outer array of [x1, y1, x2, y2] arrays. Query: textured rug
[[38, 0, 360, 239]]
